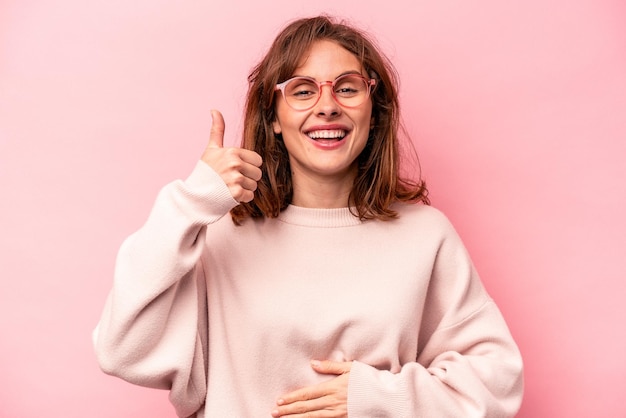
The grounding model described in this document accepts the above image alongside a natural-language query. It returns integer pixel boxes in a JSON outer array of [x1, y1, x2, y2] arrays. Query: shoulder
[[372, 203, 463, 253], [392, 202, 455, 232]]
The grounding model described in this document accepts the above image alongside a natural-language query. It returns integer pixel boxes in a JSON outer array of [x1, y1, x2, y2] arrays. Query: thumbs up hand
[[201, 110, 263, 203]]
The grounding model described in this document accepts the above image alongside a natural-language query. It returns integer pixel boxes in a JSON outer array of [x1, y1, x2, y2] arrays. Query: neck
[[290, 169, 356, 209]]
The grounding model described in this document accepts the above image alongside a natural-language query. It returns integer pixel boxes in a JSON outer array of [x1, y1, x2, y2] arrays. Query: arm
[[93, 111, 262, 417], [93, 161, 236, 416], [271, 307, 521, 418], [348, 219, 524, 418], [348, 303, 523, 417]]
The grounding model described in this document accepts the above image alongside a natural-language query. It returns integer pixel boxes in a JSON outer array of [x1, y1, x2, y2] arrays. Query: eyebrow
[[290, 70, 365, 80]]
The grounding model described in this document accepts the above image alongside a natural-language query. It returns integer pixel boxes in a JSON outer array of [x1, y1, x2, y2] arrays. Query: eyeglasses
[[275, 74, 376, 111]]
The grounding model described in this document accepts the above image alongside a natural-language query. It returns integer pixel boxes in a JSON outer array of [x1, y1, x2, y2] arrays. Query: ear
[[272, 119, 282, 135], [370, 115, 375, 130]]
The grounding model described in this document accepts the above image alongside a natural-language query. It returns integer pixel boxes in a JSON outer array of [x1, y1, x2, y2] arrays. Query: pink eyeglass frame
[[274, 74, 377, 110]]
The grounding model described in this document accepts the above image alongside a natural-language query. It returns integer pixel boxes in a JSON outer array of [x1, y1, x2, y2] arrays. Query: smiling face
[[272, 40, 374, 206]]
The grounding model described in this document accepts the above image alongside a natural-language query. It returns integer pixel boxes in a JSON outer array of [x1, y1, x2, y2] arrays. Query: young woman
[[94, 15, 524, 417]]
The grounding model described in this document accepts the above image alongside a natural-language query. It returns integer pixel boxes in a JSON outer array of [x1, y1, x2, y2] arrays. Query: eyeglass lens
[[283, 75, 370, 110]]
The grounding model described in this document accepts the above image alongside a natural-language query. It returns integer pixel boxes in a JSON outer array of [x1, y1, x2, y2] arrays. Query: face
[[272, 40, 373, 189]]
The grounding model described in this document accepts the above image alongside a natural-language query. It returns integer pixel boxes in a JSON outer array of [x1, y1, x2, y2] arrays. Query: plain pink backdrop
[[1, 0, 625, 417]]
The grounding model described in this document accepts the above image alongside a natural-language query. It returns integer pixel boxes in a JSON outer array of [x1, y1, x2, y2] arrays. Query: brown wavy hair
[[230, 15, 429, 224]]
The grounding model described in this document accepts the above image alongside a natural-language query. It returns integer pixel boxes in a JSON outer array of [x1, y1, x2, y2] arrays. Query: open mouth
[[306, 129, 347, 141]]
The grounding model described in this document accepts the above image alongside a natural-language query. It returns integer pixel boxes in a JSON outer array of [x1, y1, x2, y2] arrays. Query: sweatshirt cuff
[[165, 161, 240, 223], [348, 361, 409, 417]]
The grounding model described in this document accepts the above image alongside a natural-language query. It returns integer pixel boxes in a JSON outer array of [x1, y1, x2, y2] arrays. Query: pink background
[[1, 0, 625, 416]]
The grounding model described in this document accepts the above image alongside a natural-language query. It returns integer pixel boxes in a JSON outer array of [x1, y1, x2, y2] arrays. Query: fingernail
[[311, 360, 321, 367]]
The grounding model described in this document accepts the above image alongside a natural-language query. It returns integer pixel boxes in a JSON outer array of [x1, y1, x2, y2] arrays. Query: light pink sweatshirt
[[94, 161, 524, 417]]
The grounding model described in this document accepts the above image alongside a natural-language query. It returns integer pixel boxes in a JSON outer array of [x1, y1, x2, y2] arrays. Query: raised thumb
[[207, 109, 225, 148]]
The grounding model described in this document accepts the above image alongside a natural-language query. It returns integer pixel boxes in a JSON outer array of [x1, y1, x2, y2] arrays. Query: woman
[[94, 15, 524, 417]]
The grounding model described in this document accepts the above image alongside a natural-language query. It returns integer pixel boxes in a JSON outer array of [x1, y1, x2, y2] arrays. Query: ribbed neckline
[[277, 205, 364, 228]]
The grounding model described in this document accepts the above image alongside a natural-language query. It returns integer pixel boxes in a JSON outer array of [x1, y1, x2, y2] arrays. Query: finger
[[239, 159, 263, 181], [221, 173, 258, 203], [271, 397, 338, 417], [272, 396, 336, 417], [218, 148, 262, 181], [273, 374, 349, 417], [208, 109, 225, 148], [232, 188, 255, 204], [277, 386, 322, 406], [239, 148, 263, 168], [276, 380, 335, 409], [311, 360, 352, 375], [273, 392, 347, 417]]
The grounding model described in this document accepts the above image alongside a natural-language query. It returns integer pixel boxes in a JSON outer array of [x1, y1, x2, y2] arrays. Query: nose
[[314, 82, 341, 117]]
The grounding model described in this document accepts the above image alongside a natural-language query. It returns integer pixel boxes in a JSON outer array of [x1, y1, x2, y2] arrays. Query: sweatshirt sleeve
[[347, 214, 524, 417], [93, 161, 238, 418]]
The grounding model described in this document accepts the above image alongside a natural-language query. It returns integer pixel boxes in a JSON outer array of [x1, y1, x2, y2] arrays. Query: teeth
[[307, 130, 346, 139]]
